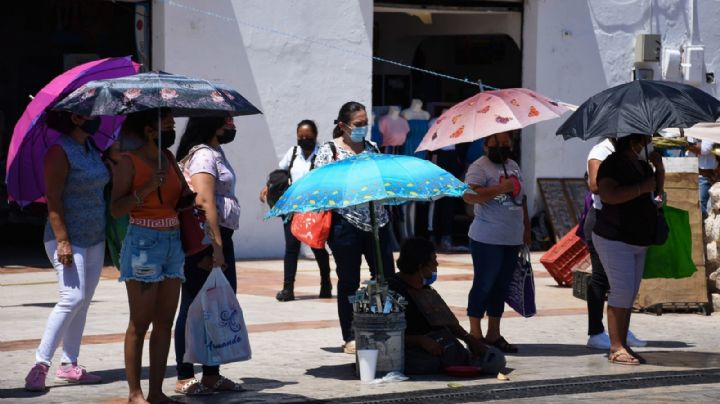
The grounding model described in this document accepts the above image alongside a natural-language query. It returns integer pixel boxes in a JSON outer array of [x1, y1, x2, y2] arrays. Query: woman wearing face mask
[[172, 116, 244, 395], [259, 119, 333, 302], [592, 134, 664, 365], [111, 108, 185, 404], [389, 237, 506, 375], [462, 132, 530, 354], [314, 101, 395, 354], [24, 111, 108, 391]]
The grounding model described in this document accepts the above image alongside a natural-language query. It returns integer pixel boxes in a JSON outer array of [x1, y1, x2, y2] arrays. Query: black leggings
[[174, 227, 236, 379], [584, 208, 610, 336], [282, 220, 331, 286]]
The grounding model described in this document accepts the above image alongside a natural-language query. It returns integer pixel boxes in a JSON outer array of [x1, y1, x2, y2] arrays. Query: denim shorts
[[119, 224, 185, 283]]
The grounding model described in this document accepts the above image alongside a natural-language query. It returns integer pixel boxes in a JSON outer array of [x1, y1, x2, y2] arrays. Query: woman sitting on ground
[[388, 237, 506, 375]]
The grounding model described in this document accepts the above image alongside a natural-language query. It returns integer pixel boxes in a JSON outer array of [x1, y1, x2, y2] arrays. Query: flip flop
[[608, 349, 640, 366], [211, 375, 246, 393], [174, 378, 213, 396]]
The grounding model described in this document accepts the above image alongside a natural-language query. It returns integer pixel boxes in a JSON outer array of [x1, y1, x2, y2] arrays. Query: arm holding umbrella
[[44, 146, 73, 266], [598, 175, 656, 205]]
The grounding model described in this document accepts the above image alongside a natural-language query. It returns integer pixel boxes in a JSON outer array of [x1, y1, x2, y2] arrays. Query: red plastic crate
[[540, 225, 589, 287]]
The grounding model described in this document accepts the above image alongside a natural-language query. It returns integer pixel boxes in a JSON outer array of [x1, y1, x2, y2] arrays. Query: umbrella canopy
[[52, 71, 261, 117], [265, 152, 467, 285], [556, 80, 720, 140], [6, 56, 140, 207], [416, 88, 570, 152], [265, 153, 468, 218]]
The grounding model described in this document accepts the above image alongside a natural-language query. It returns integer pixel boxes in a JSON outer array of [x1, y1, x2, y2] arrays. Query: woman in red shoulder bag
[[172, 116, 245, 395], [259, 120, 333, 301]]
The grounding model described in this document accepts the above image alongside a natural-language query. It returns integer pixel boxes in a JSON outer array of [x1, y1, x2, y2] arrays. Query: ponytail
[[332, 101, 366, 138]]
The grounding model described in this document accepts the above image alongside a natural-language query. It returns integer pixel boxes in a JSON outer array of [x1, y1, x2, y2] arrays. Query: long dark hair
[[396, 237, 436, 275], [297, 119, 318, 136], [45, 110, 76, 134], [332, 101, 365, 138], [176, 116, 226, 161]]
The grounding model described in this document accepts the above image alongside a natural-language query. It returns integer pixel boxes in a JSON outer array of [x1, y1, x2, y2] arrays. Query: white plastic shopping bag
[[184, 267, 251, 366]]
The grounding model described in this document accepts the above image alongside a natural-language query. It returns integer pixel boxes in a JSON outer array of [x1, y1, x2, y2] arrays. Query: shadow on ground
[[641, 351, 720, 368], [172, 377, 309, 403]]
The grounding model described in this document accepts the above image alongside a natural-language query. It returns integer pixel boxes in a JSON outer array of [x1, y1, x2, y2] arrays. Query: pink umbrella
[[6, 56, 140, 206], [416, 88, 571, 152]]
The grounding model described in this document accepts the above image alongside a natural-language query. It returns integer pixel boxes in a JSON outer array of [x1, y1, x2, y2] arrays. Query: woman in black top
[[592, 134, 664, 365]]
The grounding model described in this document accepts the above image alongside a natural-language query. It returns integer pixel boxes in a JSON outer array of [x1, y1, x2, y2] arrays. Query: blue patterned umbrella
[[265, 153, 467, 284], [52, 71, 261, 117], [266, 153, 467, 217]]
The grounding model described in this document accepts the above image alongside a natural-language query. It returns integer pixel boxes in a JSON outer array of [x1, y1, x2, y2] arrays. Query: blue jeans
[[119, 225, 185, 283], [700, 175, 712, 218], [467, 240, 521, 318]]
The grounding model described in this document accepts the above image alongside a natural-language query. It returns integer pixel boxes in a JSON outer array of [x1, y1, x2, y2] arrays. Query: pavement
[[1, 250, 719, 403]]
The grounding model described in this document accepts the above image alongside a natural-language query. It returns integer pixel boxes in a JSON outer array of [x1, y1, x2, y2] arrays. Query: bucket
[[357, 349, 379, 382], [353, 312, 406, 375]]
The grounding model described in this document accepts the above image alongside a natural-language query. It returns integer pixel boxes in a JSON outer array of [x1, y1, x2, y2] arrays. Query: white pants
[[591, 233, 648, 309], [35, 240, 105, 365]]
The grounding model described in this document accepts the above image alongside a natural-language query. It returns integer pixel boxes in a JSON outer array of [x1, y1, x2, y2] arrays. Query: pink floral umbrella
[[416, 88, 571, 152]]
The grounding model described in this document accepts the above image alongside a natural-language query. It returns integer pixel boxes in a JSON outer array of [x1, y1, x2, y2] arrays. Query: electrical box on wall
[[635, 34, 661, 63], [682, 44, 705, 85]]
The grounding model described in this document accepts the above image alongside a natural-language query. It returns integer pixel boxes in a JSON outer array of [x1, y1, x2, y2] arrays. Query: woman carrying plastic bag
[[185, 267, 252, 367]]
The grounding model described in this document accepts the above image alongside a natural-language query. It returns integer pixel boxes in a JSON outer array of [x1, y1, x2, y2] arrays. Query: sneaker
[[24, 363, 49, 391], [343, 340, 356, 354], [586, 332, 611, 350], [55, 364, 102, 385], [627, 330, 648, 347]]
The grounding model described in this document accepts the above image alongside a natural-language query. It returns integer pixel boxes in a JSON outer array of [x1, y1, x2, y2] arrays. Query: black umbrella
[[556, 80, 720, 140]]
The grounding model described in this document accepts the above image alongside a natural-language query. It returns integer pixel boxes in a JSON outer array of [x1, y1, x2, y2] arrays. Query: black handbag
[[653, 206, 669, 246]]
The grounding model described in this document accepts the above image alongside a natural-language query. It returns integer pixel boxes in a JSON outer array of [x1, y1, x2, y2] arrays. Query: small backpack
[[266, 147, 316, 208]]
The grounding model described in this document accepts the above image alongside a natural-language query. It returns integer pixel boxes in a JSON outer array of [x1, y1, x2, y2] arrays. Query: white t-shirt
[[587, 139, 614, 210], [685, 137, 718, 170], [278, 145, 318, 182]]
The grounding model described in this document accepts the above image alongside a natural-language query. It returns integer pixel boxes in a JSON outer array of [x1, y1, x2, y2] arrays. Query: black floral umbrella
[[53, 71, 261, 117]]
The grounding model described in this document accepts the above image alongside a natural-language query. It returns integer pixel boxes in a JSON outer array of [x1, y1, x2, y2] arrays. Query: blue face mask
[[423, 272, 437, 286], [350, 125, 368, 143]]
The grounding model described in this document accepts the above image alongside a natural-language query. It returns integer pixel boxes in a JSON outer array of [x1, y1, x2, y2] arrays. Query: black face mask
[[79, 117, 101, 135], [218, 129, 237, 145], [152, 129, 176, 149], [297, 138, 316, 151], [487, 146, 511, 164]]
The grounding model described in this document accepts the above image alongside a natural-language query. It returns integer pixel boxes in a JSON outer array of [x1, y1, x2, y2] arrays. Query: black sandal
[[488, 336, 518, 353]]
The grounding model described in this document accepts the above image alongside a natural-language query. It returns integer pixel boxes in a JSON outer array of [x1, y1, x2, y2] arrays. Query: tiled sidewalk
[[1, 253, 718, 403]]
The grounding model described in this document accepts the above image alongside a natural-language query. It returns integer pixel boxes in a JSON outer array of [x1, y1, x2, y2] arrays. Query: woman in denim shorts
[[111, 108, 185, 404]]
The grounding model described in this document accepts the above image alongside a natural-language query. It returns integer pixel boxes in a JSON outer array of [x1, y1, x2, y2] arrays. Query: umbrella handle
[[501, 163, 524, 207]]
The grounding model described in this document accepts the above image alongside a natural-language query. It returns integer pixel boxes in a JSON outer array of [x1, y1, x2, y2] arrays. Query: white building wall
[[522, 0, 720, 215], [153, 0, 374, 258]]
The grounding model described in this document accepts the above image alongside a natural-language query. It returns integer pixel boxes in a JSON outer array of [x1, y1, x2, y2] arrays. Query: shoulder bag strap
[[328, 141, 338, 161], [288, 146, 298, 180]]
